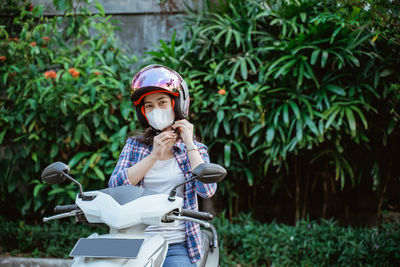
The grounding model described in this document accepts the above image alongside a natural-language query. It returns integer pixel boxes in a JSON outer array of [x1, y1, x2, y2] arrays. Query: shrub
[[0, 215, 107, 258], [215, 213, 400, 266], [1, 214, 399, 266], [148, 0, 400, 221], [0, 1, 136, 218]]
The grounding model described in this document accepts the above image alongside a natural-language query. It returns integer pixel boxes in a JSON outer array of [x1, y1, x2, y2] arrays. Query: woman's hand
[[172, 119, 194, 146], [150, 130, 176, 160]]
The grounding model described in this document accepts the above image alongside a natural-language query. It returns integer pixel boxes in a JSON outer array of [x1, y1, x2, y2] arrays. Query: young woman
[[108, 64, 217, 266]]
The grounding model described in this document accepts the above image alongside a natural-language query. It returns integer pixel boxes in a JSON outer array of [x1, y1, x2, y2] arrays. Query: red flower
[[44, 70, 57, 79], [68, 68, 80, 78], [29, 3, 33, 12], [0, 56, 6, 61], [93, 71, 101, 76], [42, 36, 50, 42], [218, 89, 226, 95], [30, 42, 37, 47]]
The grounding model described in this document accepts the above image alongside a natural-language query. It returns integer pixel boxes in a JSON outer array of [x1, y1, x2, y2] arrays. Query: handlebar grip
[[181, 209, 213, 221], [54, 204, 79, 214]]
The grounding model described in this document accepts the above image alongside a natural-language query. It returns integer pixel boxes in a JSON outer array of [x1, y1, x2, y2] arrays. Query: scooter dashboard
[[99, 185, 159, 205]]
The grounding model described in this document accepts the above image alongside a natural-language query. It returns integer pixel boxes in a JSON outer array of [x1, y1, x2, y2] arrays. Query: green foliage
[[1, 214, 399, 266], [148, 0, 400, 220], [215, 213, 400, 266], [0, 215, 107, 258], [0, 1, 136, 218]]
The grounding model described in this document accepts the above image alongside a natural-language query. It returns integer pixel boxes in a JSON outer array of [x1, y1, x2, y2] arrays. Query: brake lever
[[43, 210, 79, 222]]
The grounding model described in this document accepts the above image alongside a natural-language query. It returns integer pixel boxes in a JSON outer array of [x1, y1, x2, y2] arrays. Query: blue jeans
[[162, 242, 196, 267]]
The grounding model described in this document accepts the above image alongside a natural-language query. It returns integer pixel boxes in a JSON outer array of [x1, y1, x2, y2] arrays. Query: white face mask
[[146, 107, 175, 131]]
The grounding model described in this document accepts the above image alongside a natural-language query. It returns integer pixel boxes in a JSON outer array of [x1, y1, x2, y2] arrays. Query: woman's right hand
[[150, 130, 176, 160]]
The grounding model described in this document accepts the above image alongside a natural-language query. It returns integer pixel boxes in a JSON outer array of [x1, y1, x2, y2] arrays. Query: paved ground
[[0, 257, 72, 267]]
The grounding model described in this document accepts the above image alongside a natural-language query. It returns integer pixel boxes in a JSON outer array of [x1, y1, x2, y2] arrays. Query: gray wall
[[32, 0, 204, 61]]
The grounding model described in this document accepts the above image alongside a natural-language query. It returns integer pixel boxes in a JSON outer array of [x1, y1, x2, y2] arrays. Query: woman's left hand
[[172, 119, 194, 146]]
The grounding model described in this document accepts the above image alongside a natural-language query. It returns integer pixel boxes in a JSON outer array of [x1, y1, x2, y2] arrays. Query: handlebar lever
[[165, 214, 218, 248], [43, 210, 79, 222]]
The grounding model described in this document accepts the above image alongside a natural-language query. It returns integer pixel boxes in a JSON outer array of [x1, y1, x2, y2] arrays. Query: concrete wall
[[31, 0, 204, 61]]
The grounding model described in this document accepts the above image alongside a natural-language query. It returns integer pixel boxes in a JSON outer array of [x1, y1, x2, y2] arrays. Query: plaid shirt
[[108, 137, 217, 263]]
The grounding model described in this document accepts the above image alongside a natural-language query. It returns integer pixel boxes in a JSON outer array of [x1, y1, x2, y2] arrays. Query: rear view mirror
[[168, 163, 227, 201], [41, 162, 70, 184], [193, 163, 227, 184]]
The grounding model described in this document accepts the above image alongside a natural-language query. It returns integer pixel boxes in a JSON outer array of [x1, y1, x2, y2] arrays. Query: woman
[[108, 64, 217, 266]]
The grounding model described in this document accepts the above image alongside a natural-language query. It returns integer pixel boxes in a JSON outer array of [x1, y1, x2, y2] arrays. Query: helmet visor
[[131, 65, 183, 105]]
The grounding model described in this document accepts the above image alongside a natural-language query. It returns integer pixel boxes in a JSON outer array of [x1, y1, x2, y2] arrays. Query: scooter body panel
[[204, 247, 219, 267], [75, 190, 183, 230], [71, 233, 168, 267]]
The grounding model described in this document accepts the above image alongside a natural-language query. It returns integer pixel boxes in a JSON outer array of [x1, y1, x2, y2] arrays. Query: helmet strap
[[141, 105, 148, 122]]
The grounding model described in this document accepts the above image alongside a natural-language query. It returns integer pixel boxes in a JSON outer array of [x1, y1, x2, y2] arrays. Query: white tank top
[[143, 157, 186, 244]]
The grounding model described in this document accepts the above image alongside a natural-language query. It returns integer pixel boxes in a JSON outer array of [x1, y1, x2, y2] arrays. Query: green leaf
[[68, 152, 91, 168], [77, 108, 92, 121], [296, 120, 303, 141], [33, 184, 45, 197], [223, 119, 231, 135], [324, 108, 341, 130], [95, 1, 105, 16], [217, 110, 224, 123], [289, 101, 301, 119], [240, 59, 248, 80], [351, 106, 368, 130], [93, 166, 105, 181], [300, 12, 307, 23], [345, 108, 356, 135], [249, 124, 263, 136], [310, 50, 320, 65], [380, 68, 393, 77], [321, 51, 328, 68], [347, 55, 360, 67], [326, 84, 346, 96], [266, 126, 275, 145], [230, 60, 241, 82], [303, 61, 320, 88], [48, 188, 65, 196], [225, 29, 232, 47], [231, 141, 244, 160], [0, 129, 6, 145], [297, 61, 304, 88], [224, 142, 231, 167], [244, 168, 254, 186], [388, 118, 396, 135], [60, 99, 67, 115], [50, 144, 59, 158], [305, 116, 319, 136], [283, 104, 289, 127], [273, 59, 296, 78]]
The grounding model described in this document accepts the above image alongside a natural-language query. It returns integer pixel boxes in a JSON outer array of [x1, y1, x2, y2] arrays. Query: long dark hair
[[133, 128, 160, 145], [132, 126, 198, 146]]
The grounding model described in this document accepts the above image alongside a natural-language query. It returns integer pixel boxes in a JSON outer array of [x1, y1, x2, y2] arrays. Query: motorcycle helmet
[[130, 64, 190, 128]]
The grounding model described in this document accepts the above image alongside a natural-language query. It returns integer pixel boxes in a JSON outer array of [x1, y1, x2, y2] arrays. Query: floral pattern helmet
[[130, 64, 190, 127]]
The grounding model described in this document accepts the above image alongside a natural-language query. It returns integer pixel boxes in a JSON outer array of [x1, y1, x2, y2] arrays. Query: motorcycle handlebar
[[180, 209, 213, 221], [54, 204, 80, 214]]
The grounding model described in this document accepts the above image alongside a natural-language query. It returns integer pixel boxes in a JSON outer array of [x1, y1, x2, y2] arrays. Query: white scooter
[[41, 161, 226, 267]]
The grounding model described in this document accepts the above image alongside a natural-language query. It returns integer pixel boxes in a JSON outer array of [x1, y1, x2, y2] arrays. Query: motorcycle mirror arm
[[168, 176, 197, 202], [62, 172, 94, 201]]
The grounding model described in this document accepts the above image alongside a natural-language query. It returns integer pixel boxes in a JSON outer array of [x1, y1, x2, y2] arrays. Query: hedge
[[1, 214, 399, 266]]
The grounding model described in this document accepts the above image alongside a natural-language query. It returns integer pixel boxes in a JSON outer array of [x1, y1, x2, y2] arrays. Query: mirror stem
[[168, 176, 196, 202], [62, 172, 94, 201]]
